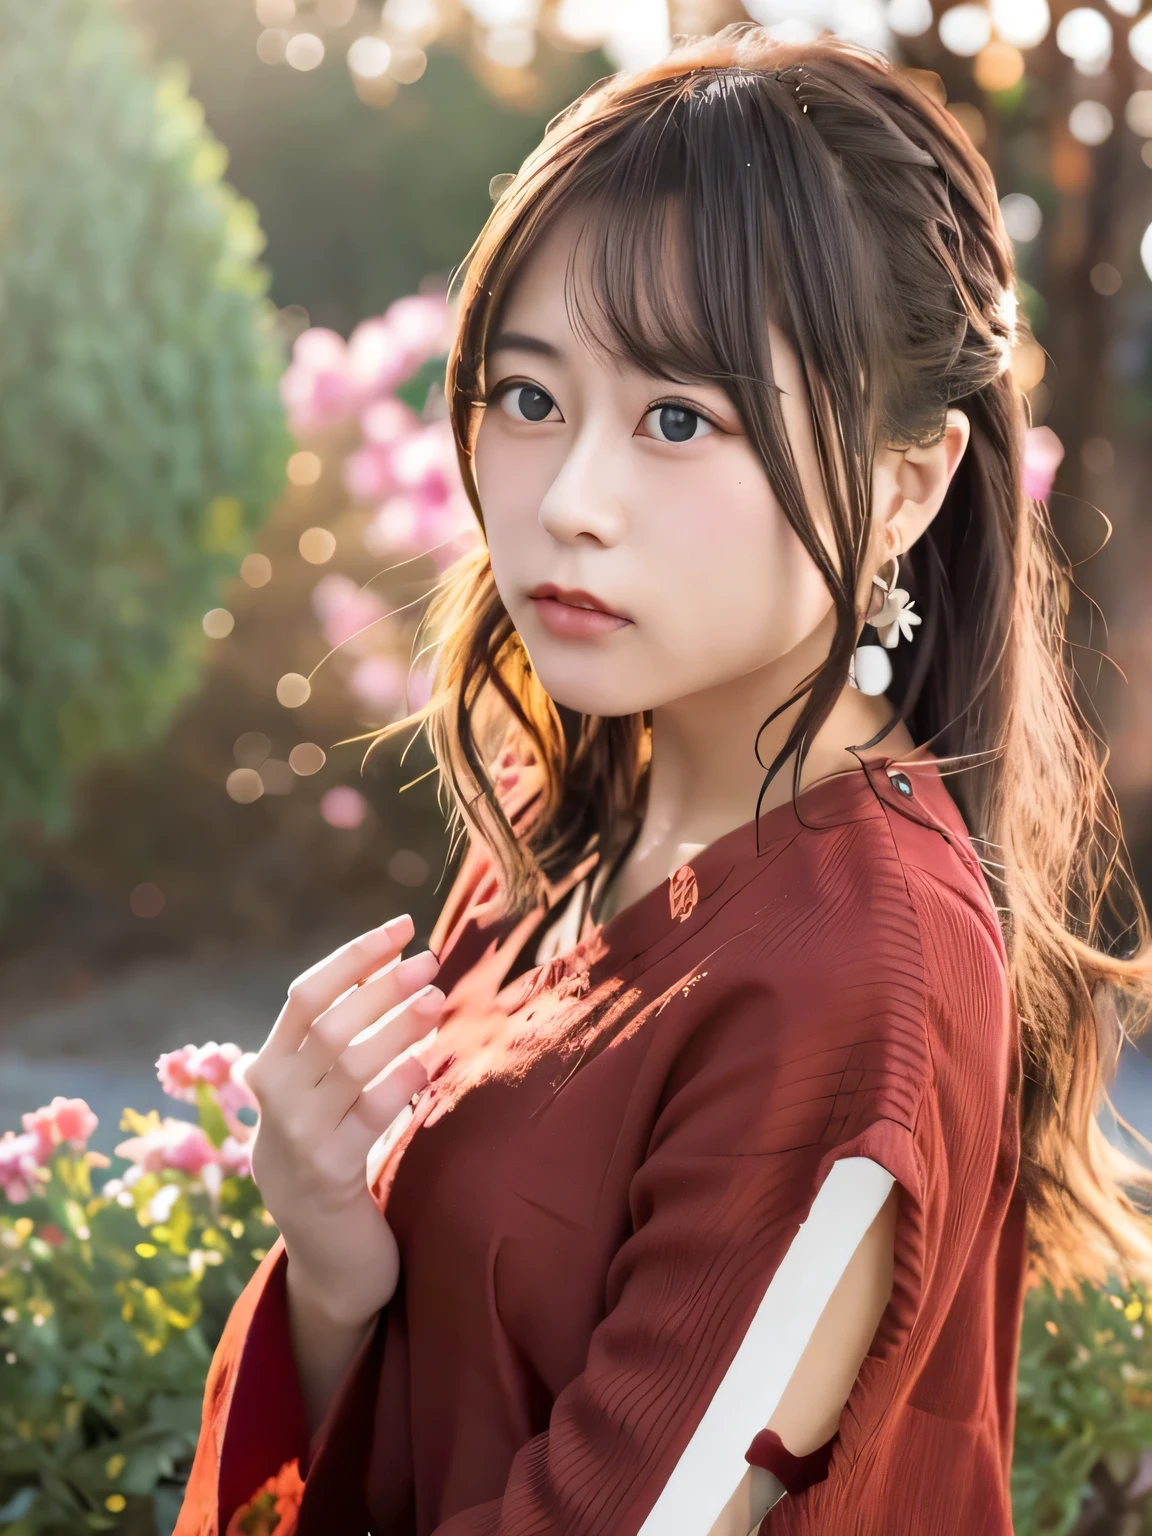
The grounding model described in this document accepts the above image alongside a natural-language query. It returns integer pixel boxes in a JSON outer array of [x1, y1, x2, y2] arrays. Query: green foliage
[[0, 0, 290, 846], [1013, 1280, 1152, 1534], [0, 1125, 271, 1534]]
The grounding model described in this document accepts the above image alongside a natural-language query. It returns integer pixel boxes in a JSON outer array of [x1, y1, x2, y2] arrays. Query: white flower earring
[[850, 555, 921, 696]]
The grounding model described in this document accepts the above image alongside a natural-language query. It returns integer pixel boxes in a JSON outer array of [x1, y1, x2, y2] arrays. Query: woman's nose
[[537, 427, 627, 547]]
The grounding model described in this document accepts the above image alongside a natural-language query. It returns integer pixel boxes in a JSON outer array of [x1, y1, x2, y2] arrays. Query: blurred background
[[3, 0, 1152, 1152]]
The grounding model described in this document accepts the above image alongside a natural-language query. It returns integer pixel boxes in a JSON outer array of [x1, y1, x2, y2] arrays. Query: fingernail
[[413, 984, 445, 1012], [382, 914, 413, 938], [401, 949, 439, 980]]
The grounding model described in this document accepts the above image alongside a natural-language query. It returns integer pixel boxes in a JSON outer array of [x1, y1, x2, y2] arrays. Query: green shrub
[[0, 0, 290, 848], [0, 1076, 268, 1535], [1014, 1277, 1152, 1534]]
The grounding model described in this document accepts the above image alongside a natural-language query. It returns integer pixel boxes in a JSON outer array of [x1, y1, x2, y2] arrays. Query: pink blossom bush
[[0, 1096, 101, 1203], [22, 1096, 99, 1160], [156, 1041, 258, 1119], [115, 1117, 219, 1176], [0, 1130, 43, 1203], [310, 573, 390, 653], [280, 294, 452, 437]]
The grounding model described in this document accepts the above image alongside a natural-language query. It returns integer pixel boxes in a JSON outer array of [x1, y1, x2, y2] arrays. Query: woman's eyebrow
[[487, 330, 563, 361]]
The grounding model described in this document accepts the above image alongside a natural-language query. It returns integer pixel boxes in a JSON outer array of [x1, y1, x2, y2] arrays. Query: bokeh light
[[1131, 13, 1152, 71], [129, 883, 165, 918], [948, 101, 988, 147], [286, 450, 323, 486], [348, 36, 392, 78], [388, 47, 429, 82], [1001, 192, 1043, 242], [320, 785, 369, 828], [289, 742, 327, 775], [1125, 91, 1152, 138], [254, 0, 295, 23], [1081, 435, 1116, 473], [938, 4, 992, 57], [202, 608, 235, 639], [975, 43, 1025, 93], [299, 526, 337, 564], [1056, 8, 1112, 71], [886, 0, 933, 38], [989, 0, 1050, 49], [318, 0, 358, 20], [226, 768, 265, 804], [276, 672, 312, 708], [1069, 100, 1114, 146], [259, 758, 294, 795], [483, 27, 537, 68], [240, 552, 273, 587], [285, 33, 326, 71], [256, 28, 289, 64], [1090, 261, 1122, 295], [1012, 338, 1048, 392], [233, 731, 271, 767], [388, 847, 430, 886]]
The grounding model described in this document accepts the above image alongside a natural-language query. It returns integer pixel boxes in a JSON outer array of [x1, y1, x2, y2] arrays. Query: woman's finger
[[348, 1051, 432, 1140], [310, 983, 444, 1123], [265, 914, 416, 1056], [294, 951, 440, 1081]]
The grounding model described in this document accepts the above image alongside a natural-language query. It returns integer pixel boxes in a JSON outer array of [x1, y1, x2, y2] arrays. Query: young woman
[[177, 27, 1152, 1536]]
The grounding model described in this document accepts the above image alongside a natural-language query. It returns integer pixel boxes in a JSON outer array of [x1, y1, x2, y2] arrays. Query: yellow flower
[[105, 1494, 127, 1513], [105, 1454, 126, 1479]]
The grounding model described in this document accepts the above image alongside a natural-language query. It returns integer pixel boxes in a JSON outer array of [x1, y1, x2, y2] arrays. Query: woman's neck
[[595, 648, 915, 925]]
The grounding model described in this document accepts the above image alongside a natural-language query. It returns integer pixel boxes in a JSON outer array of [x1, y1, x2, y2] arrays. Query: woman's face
[[473, 214, 838, 719]]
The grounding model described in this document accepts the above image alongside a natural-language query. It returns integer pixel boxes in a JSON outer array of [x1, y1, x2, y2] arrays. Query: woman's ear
[[872, 408, 970, 555]]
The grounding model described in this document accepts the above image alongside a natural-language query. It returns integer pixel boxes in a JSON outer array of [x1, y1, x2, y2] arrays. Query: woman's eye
[[641, 403, 714, 443], [499, 384, 557, 424]]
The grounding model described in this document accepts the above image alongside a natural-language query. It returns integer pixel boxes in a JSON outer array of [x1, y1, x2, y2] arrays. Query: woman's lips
[[527, 585, 632, 639]]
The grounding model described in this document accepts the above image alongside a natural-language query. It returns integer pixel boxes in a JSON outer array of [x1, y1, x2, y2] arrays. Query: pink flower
[[217, 1052, 259, 1119], [280, 328, 357, 436], [21, 1097, 99, 1161], [115, 1119, 218, 1176], [0, 1131, 42, 1204], [343, 443, 395, 503], [1023, 425, 1065, 503], [349, 654, 406, 713], [191, 1043, 244, 1091], [157, 1042, 250, 1105], [310, 574, 389, 652], [360, 397, 418, 448], [384, 293, 453, 362], [219, 1136, 253, 1179], [156, 1047, 199, 1102], [389, 421, 456, 507]]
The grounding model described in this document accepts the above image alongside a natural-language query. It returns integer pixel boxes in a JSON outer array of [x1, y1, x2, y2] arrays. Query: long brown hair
[[379, 26, 1152, 1288]]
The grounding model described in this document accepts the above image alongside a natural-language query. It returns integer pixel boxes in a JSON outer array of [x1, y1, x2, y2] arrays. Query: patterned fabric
[[176, 757, 1026, 1536]]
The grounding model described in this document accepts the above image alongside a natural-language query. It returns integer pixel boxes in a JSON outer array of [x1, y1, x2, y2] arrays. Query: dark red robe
[[176, 756, 1025, 1535]]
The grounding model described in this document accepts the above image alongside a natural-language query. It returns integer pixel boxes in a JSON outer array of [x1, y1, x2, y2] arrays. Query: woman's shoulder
[[713, 759, 1009, 1058]]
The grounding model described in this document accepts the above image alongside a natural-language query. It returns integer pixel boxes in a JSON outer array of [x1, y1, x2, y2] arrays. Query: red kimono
[[176, 756, 1025, 1536]]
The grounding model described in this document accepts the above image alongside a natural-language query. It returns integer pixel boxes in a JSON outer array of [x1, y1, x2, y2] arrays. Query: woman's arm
[[703, 1177, 899, 1536]]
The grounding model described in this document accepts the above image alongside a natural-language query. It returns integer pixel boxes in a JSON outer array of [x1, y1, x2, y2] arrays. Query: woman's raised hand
[[244, 913, 444, 1330]]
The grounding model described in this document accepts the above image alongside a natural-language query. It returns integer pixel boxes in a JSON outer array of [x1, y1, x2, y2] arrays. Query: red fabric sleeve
[[745, 1429, 838, 1496]]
